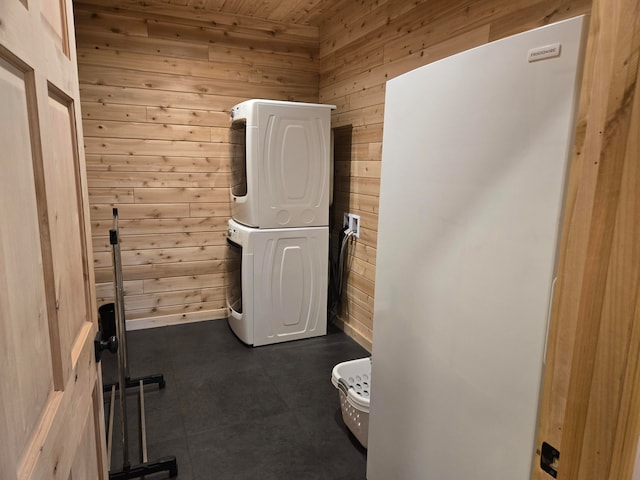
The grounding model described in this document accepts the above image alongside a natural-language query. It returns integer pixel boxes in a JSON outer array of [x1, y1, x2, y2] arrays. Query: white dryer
[[225, 219, 328, 346], [229, 99, 335, 229]]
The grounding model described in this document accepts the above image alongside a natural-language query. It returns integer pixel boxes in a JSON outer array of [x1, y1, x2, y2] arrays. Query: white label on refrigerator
[[528, 43, 561, 62]]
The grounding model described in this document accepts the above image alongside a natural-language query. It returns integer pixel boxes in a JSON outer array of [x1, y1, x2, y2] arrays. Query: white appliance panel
[[226, 219, 328, 346], [367, 16, 587, 480], [229, 99, 334, 228]]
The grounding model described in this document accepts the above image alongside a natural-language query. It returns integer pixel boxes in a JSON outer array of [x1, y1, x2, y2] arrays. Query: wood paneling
[[74, 0, 345, 26], [318, 0, 591, 347], [534, 0, 640, 478], [75, 1, 319, 326]]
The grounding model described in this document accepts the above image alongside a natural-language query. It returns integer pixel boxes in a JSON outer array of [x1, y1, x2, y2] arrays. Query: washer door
[[226, 237, 255, 345], [226, 238, 243, 314], [252, 227, 328, 346]]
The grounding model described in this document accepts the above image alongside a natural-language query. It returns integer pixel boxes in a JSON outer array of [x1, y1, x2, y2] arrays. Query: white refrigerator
[[367, 16, 588, 480]]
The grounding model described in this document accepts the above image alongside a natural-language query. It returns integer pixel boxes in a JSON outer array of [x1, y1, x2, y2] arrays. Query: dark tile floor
[[102, 319, 369, 480]]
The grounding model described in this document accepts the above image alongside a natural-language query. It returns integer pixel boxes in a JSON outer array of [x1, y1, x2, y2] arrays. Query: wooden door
[[0, 0, 107, 479]]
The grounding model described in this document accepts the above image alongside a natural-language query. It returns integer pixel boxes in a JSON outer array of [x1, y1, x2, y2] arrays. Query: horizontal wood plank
[[91, 217, 228, 235], [82, 102, 147, 122], [85, 154, 230, 173], [86, 170, 229, 188], [142, 273, 226, 293], [88, 187, 135, 203], [146, 19, 317, 54], [94, 259, 226, 282], [125, 301, 226, 320], [133, 187, 230, 203], [146, 106, 229, 127], [80, 84, 246, 110], [92, 232, 227, 252], [96, 280, 144, 298], [334, 176, 381, 196], [84, 137, 230, 158], [89, 203, 190, 220], [208, 43, 317, 69], [79, 63, 317, 99], [93, 245, 226, 267], [189, 202, 231, 218], [83, 119, 212, 142], [98, 289, 203, 310], [125, 308, 227, 329], [75, 28, 210, 60], [73, 8, 149, 37], [127, 301, 227, 322]]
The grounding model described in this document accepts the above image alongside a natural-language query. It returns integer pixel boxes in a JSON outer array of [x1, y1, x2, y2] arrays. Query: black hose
[[329, 226, 355, 316]]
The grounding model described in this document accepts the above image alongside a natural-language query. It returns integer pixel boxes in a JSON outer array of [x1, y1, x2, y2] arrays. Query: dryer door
[[256, 104, 332, 228], [229, 119, 248, 198]]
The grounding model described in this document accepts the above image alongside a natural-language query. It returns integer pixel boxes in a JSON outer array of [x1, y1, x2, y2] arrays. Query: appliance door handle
[[337, 378, 350, 396]]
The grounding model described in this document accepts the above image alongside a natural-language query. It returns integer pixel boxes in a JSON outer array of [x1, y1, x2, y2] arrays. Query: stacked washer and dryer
[[225, 99, 335, 346]]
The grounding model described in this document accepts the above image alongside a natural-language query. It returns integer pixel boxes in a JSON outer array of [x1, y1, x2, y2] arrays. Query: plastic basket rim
[[331, 357, 371, 412]]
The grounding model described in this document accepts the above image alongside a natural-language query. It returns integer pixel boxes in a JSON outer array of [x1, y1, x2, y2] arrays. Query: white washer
[[229, 99, 335, 228], [225, 219, 328, 346]]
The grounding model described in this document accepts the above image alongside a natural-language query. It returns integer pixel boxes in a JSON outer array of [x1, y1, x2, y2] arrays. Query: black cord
[[328, 226, 354, 318]]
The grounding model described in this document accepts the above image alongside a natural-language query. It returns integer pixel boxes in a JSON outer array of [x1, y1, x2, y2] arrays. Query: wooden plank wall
[[535, 0, 640, 478], [73, 0, 319, 328], [318, 0, 592, 349]]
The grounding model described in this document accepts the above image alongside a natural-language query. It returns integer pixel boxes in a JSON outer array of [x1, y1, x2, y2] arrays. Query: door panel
[[70, 385, 100, 480], [41, 0, 69, 55], [272, 242, 308, 328], [0, 0, 106, 478], [0, 53, 55, 480], [45, 91, 90, 378]]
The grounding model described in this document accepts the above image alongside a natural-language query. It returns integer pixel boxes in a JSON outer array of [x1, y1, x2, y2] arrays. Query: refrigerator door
[[367, 16, 587, 480]]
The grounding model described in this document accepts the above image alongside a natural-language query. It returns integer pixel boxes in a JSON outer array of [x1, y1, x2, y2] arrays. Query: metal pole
[[111, 208, 130, 469], [107, 385, 116, 466], [113, 211, 130, 380]]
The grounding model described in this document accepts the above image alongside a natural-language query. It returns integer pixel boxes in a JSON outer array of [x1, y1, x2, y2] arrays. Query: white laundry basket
[[331, 357, 371, 448]]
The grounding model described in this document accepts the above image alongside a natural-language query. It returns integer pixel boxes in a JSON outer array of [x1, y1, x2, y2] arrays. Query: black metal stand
[[105, 208, 178, 480], [103, 374, 166, 393], [108, 457, 178, 480]]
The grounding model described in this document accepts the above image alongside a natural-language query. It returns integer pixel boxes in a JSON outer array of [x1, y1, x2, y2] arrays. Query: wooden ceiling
[[175, 0, 349, 25], [82, 0, 351, 26]]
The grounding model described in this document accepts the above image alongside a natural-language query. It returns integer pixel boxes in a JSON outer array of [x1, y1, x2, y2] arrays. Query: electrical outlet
[[344, 213, 361, 238], [350, 214, 360, 238]]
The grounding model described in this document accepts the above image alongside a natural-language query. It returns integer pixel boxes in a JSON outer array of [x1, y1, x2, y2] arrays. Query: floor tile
[[102, 319, 369, 479]]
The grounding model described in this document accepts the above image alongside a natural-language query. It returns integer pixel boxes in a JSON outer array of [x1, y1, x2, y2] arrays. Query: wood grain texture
[[75, 1, 320, 327], [0, 0, 106, 476], [75, 0, 344, 26], [531, 0, 640, 478], [319, 0, 591, 349]]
